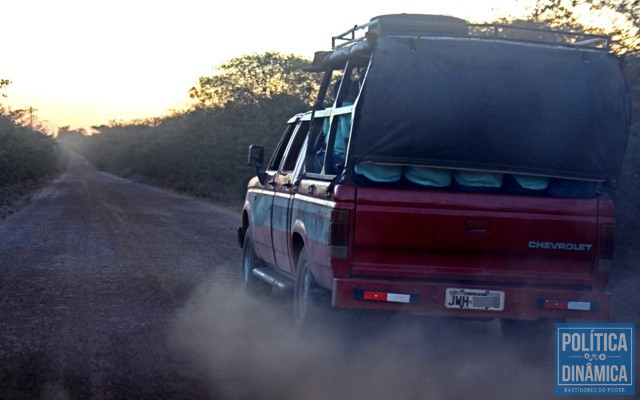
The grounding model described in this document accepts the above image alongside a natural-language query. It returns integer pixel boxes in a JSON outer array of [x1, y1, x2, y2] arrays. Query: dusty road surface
[[0, 153, 637, 400], [0, 154, 239, 399]]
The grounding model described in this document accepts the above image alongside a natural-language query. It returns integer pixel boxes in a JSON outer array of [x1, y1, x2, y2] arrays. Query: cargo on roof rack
[[331, 14, 469, 49], [307, 14, 611, 72], [331, 13, 610, 50]]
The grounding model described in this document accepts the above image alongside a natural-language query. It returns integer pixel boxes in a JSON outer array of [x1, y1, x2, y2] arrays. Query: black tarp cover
[[348, 36, 630, 181]]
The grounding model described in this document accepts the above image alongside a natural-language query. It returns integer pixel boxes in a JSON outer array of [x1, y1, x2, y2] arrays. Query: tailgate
[[352, 188, 599, 286]]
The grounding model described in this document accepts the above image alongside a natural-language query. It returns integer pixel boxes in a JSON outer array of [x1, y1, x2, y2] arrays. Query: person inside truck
[[331, 81, 359, 171], [313, 81, 359, 174], [311, 117, 329, 173]]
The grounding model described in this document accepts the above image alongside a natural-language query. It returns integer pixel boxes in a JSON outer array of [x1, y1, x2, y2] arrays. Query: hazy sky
[[1, 0, 534, 133]]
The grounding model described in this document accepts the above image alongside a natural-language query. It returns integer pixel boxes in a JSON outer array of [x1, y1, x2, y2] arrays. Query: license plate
[[445, 288, 505, 311]]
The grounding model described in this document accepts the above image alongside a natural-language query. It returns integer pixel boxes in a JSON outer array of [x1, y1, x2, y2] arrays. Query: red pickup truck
[[238, 14, 630, 341]]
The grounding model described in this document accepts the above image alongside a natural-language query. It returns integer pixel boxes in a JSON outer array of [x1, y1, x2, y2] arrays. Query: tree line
[[22, 0, 640, 205], [0, 80, 62, 187], [59, 54, 318, 202], [61, 1, 638, 204]]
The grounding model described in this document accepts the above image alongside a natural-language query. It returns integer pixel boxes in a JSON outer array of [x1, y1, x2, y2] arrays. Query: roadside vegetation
[[0, 81, 62, 218], [56, 0, 638, 206], [0, 79, 62, 185], [62, 93, 312, 202], [0, 115, 60, 186], [59, 53, 318, 203]]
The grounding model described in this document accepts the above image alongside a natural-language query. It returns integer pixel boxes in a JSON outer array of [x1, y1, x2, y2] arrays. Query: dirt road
[[0, 153, 636, 399], [0, 154, 239, 399]]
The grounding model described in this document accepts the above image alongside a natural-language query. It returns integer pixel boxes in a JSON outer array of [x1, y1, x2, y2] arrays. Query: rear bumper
[[332, 278, 610, 321]]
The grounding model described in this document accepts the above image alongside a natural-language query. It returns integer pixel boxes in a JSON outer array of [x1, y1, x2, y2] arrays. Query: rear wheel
[[293, 247, 327, 328], [241, 230, 271, 297]]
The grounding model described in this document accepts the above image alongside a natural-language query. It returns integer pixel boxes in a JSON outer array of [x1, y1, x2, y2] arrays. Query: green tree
[[189, 52, 319, 108], [527, 0, 640, 54]]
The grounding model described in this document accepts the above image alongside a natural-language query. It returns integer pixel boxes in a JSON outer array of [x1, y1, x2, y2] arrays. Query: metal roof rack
[[331, 14, 611, 51], [332, 21, 374, 49], [467, 23, 610, 50]]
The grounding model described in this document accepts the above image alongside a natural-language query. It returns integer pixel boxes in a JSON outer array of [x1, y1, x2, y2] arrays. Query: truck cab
[[239, 14, 630, 340]]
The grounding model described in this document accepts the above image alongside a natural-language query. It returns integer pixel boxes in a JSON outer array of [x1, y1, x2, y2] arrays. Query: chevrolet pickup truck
[[238, 14, 630, 341]]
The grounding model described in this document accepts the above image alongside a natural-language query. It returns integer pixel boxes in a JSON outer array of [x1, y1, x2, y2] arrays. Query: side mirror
[[248, 145, 264, 168], [247, 145, 267, 185]]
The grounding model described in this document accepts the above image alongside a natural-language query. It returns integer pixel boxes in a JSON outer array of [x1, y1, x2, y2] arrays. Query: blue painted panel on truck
[[247, 187, 276, 265], [271, 119, 309, 272], [272, 192, 293, 272], [291, 191, 333, 289]]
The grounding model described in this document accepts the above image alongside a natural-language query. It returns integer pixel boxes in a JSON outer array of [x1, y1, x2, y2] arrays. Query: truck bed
[[351, 187, 603, 287]]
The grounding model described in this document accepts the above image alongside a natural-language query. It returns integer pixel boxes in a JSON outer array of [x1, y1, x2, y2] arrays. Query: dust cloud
[[170, 270, 556, 400]]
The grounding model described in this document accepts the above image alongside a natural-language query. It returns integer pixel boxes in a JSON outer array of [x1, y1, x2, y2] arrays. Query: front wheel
[[241, 230, 271, 297]]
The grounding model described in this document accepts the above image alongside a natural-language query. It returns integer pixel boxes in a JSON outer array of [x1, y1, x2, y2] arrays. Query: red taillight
[[329, 209, 349, 259], [363, 291, 411, 304], [600, 224, 615, 260], [354, 288, 418, 304]]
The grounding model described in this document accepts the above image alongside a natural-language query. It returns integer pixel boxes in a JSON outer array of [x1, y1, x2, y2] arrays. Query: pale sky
[[0, 0, 535, 133]]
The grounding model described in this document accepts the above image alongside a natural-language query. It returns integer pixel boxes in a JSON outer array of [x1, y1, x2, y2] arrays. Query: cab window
[[281, 121, 309, 173], [267, 122, 296, 171]]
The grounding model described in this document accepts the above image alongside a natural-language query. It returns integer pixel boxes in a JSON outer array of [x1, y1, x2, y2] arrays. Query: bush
[[0, 113, 60, 186], [75, 93, 309, 203]]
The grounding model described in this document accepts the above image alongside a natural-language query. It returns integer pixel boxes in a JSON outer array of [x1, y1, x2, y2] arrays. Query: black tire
[[293, 247, 327, 328], [501, 318, 556, 350], [241, 230, 271, 297]]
